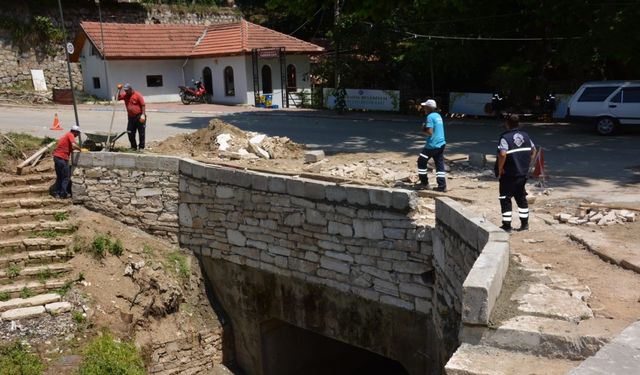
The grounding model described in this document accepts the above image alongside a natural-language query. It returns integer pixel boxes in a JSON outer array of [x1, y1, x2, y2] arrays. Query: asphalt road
[[1, 104, 639, 196]]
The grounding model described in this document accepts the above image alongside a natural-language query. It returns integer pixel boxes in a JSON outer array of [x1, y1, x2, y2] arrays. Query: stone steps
[[0, 301, 73, 321], [0, 249, 72, 268], [0, 183, 51, 199], [0, 173, 55, 187], [460, 316, 622, 360], [0, 262, 74, 282], [445, 343, 581, 375], [0, 208, 70, 225], [0, 236, 73, 255], [0, 221, 75, 240], [0, 292, 60, 312], [0, 278, 68, 299], [0, 197, 68, 210]]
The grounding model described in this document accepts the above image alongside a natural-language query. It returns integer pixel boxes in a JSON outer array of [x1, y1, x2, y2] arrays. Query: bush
[[91, 234, 111, 258], [0, 342, 43, 375], [78, 333, 145, 375], [20, 287, 34, 299], [53, 212, 69, 222], [0, 292, 9, 302], [6, 264, 21, 279]]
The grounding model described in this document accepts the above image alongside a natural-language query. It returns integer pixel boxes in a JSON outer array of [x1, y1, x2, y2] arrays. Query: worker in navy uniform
[[491, 92, 504, 118], [495, 115, 536, 232]]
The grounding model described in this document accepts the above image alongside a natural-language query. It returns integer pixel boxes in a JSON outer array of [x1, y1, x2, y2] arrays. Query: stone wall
[[0, 2, 239, 89], [71, 152, 509, 374], [147, 330, 223, 375], [178, 159, 435, 314], [71, 153, 181, 244]]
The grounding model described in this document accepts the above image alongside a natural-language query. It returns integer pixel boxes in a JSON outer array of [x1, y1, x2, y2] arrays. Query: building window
[[287, 64, 296, 89], [224, 66, 235, 96], [146, 75, 163, 87], [90, 44, 100, 57], [92, 77, 100, 89], [262, 65, 272, 94]]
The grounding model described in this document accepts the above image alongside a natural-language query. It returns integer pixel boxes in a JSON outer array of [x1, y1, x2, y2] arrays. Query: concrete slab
[[45, 301, 73, 314], [511, 283, 593, 322], [1, 305, 46, 320], [445, 343, 580, 375], [568, 321, 640, 374], [0, 293, 60, 312]]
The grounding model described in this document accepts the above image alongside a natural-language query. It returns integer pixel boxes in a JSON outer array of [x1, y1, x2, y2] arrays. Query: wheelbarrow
[[82, 131, 127, 151]]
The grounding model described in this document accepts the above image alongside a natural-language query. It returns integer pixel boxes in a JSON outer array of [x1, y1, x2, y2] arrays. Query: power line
[[399, 12, 523, 26], [405, 31, 581, 41], [289, 7, 324, 36]]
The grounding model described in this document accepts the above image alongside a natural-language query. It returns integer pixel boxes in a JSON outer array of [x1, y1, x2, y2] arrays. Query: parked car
[[566, 81, 640, 135]]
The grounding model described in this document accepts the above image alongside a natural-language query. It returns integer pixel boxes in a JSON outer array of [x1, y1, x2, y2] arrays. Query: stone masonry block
[[392, 190, 417, 211], [286, 179, 306, 197], [251, 173, 269, 192], [380, 295, 414, 310], [320, 256, 350, 274], [191, 162, 207, 180], [179, 159, 193, 176], [92, 152, 116, 168], [369, 188, 393, 208], [303, 180, 328, 200], [328, 221, 353, 237], [112, 153, 138, 169], [353, 219, 384, 240], [304, 150, 325, 163], [178, 203, 192, 227], [227, 229, 246, 247], [268, 176, 287, 193], [156, 156, 180, 172], [462, 241, 509, 325], [345, 185, 370, 206], [326, 185, 347, 203], [216, 186, 235, 199]]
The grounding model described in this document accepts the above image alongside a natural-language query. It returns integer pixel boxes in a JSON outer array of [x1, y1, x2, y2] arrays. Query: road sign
[[66, 42, 74, 55]]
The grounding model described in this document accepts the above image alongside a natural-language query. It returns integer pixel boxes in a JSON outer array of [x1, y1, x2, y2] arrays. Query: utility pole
[[334, 0, 340, 88], [57, 0, 80, 128]]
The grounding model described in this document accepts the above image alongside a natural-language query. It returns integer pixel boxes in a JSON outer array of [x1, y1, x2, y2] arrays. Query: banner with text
[[324, 88, 400, 111]]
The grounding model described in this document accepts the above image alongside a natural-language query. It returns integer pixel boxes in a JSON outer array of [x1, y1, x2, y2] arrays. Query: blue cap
[[123, 83, 132, 90]]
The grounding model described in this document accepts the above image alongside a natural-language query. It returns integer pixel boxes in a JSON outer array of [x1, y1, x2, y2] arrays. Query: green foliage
[[78, 332, 145, 375], [0, 342, 43, 375], [91, 234, 111, 258], [55, 281, 73, 297], [53, 212, 69, 222], [37, 268, 56, 284], [0, 133, 48, 169], [166, 251, 189, 280], [6, 264, 21, 279], [142, 244, 154, 257], [20, 287, 34, 299], [0, 292, 10, 302], [29, 230, 62, 239], [109, 239, 124, 257], [0, 15, 65, 56], [73, 235, 86, 253], [73, 311, 86, 324]]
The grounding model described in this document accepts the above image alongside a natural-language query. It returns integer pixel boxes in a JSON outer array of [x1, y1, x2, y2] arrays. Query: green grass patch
[[0, 341, 43, 375], [73, 311, 86, 324], [142, 244, 154, 257], [55, 280, 73, 297], [109, 239, 124, 257], [78, 332, 145, 375], [19, 287, 34, 299], [0, 291, 9, 302], [166, 251, 189, 280], [37, 268, 57, 284], [6, 264, 21, 279], [29, 230, 62, 239], [91, 233, 111, 258], [53, 211, 69, 221]]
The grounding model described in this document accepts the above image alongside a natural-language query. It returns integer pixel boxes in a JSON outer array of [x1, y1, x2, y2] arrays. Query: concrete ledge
[[72, 152, 180, 172], [461, 241, 509, 325]]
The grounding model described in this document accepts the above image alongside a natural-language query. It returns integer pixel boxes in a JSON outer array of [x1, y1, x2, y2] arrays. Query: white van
[[566, 81, 640, 135]]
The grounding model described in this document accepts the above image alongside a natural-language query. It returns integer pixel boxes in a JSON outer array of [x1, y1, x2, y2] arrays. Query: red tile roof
[[72, 20, 323, 61]]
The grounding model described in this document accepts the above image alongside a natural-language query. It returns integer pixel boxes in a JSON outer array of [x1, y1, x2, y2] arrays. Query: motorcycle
[[179, 80, 208, 105]]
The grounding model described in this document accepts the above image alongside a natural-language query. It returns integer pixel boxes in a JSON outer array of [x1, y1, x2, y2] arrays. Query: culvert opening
[[261, 320, 410, 375]]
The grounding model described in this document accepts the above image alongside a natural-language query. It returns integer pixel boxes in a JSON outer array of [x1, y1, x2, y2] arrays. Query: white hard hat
[[71, 125, 81, 132], [420, 99, 437, 109]]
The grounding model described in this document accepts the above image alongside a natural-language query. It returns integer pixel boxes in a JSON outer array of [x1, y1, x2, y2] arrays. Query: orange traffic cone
[[50, 113, 63, 131], [532, 147, 545, 178]]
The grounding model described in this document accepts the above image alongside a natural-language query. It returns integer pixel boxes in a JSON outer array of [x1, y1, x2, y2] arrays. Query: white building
[[71, 20, 324, 107]]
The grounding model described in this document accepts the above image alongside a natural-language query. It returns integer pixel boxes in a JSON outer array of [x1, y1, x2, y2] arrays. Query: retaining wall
[[71, 152, 509, 374]]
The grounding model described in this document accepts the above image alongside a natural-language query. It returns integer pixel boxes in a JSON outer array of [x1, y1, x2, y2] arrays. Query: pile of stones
[[555, 208, 636, 226]]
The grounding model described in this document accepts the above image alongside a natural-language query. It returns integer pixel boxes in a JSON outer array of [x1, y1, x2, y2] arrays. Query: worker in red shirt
[[117, 83, 147, 150], [52, 125, 81, 199]]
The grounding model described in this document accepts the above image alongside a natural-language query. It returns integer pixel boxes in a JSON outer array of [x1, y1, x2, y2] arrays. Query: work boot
[[413, 183, 430, 191], [500, 224, 512, 233], [433, 186, 447, 192], [517, 223, 529, 232]]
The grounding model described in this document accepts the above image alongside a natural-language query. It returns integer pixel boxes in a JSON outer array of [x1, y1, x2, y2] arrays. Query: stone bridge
[[71, 153, 509, 375]]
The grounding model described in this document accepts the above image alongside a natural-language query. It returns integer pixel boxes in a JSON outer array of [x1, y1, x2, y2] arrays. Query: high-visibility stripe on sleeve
[[498, 196, 507, 199], [419, 153, 428, 158], [506, 147, 532, 154]]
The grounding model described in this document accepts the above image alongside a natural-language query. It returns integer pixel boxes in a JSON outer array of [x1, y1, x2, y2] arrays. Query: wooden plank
[[417, 189, 475, 203], [16, 141, 55, 175]]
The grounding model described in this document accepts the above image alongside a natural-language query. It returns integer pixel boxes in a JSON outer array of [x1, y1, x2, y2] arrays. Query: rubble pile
[[324, 159, 414, 184], [153, 119, 305, 160], [555, 208, 636, 226]]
